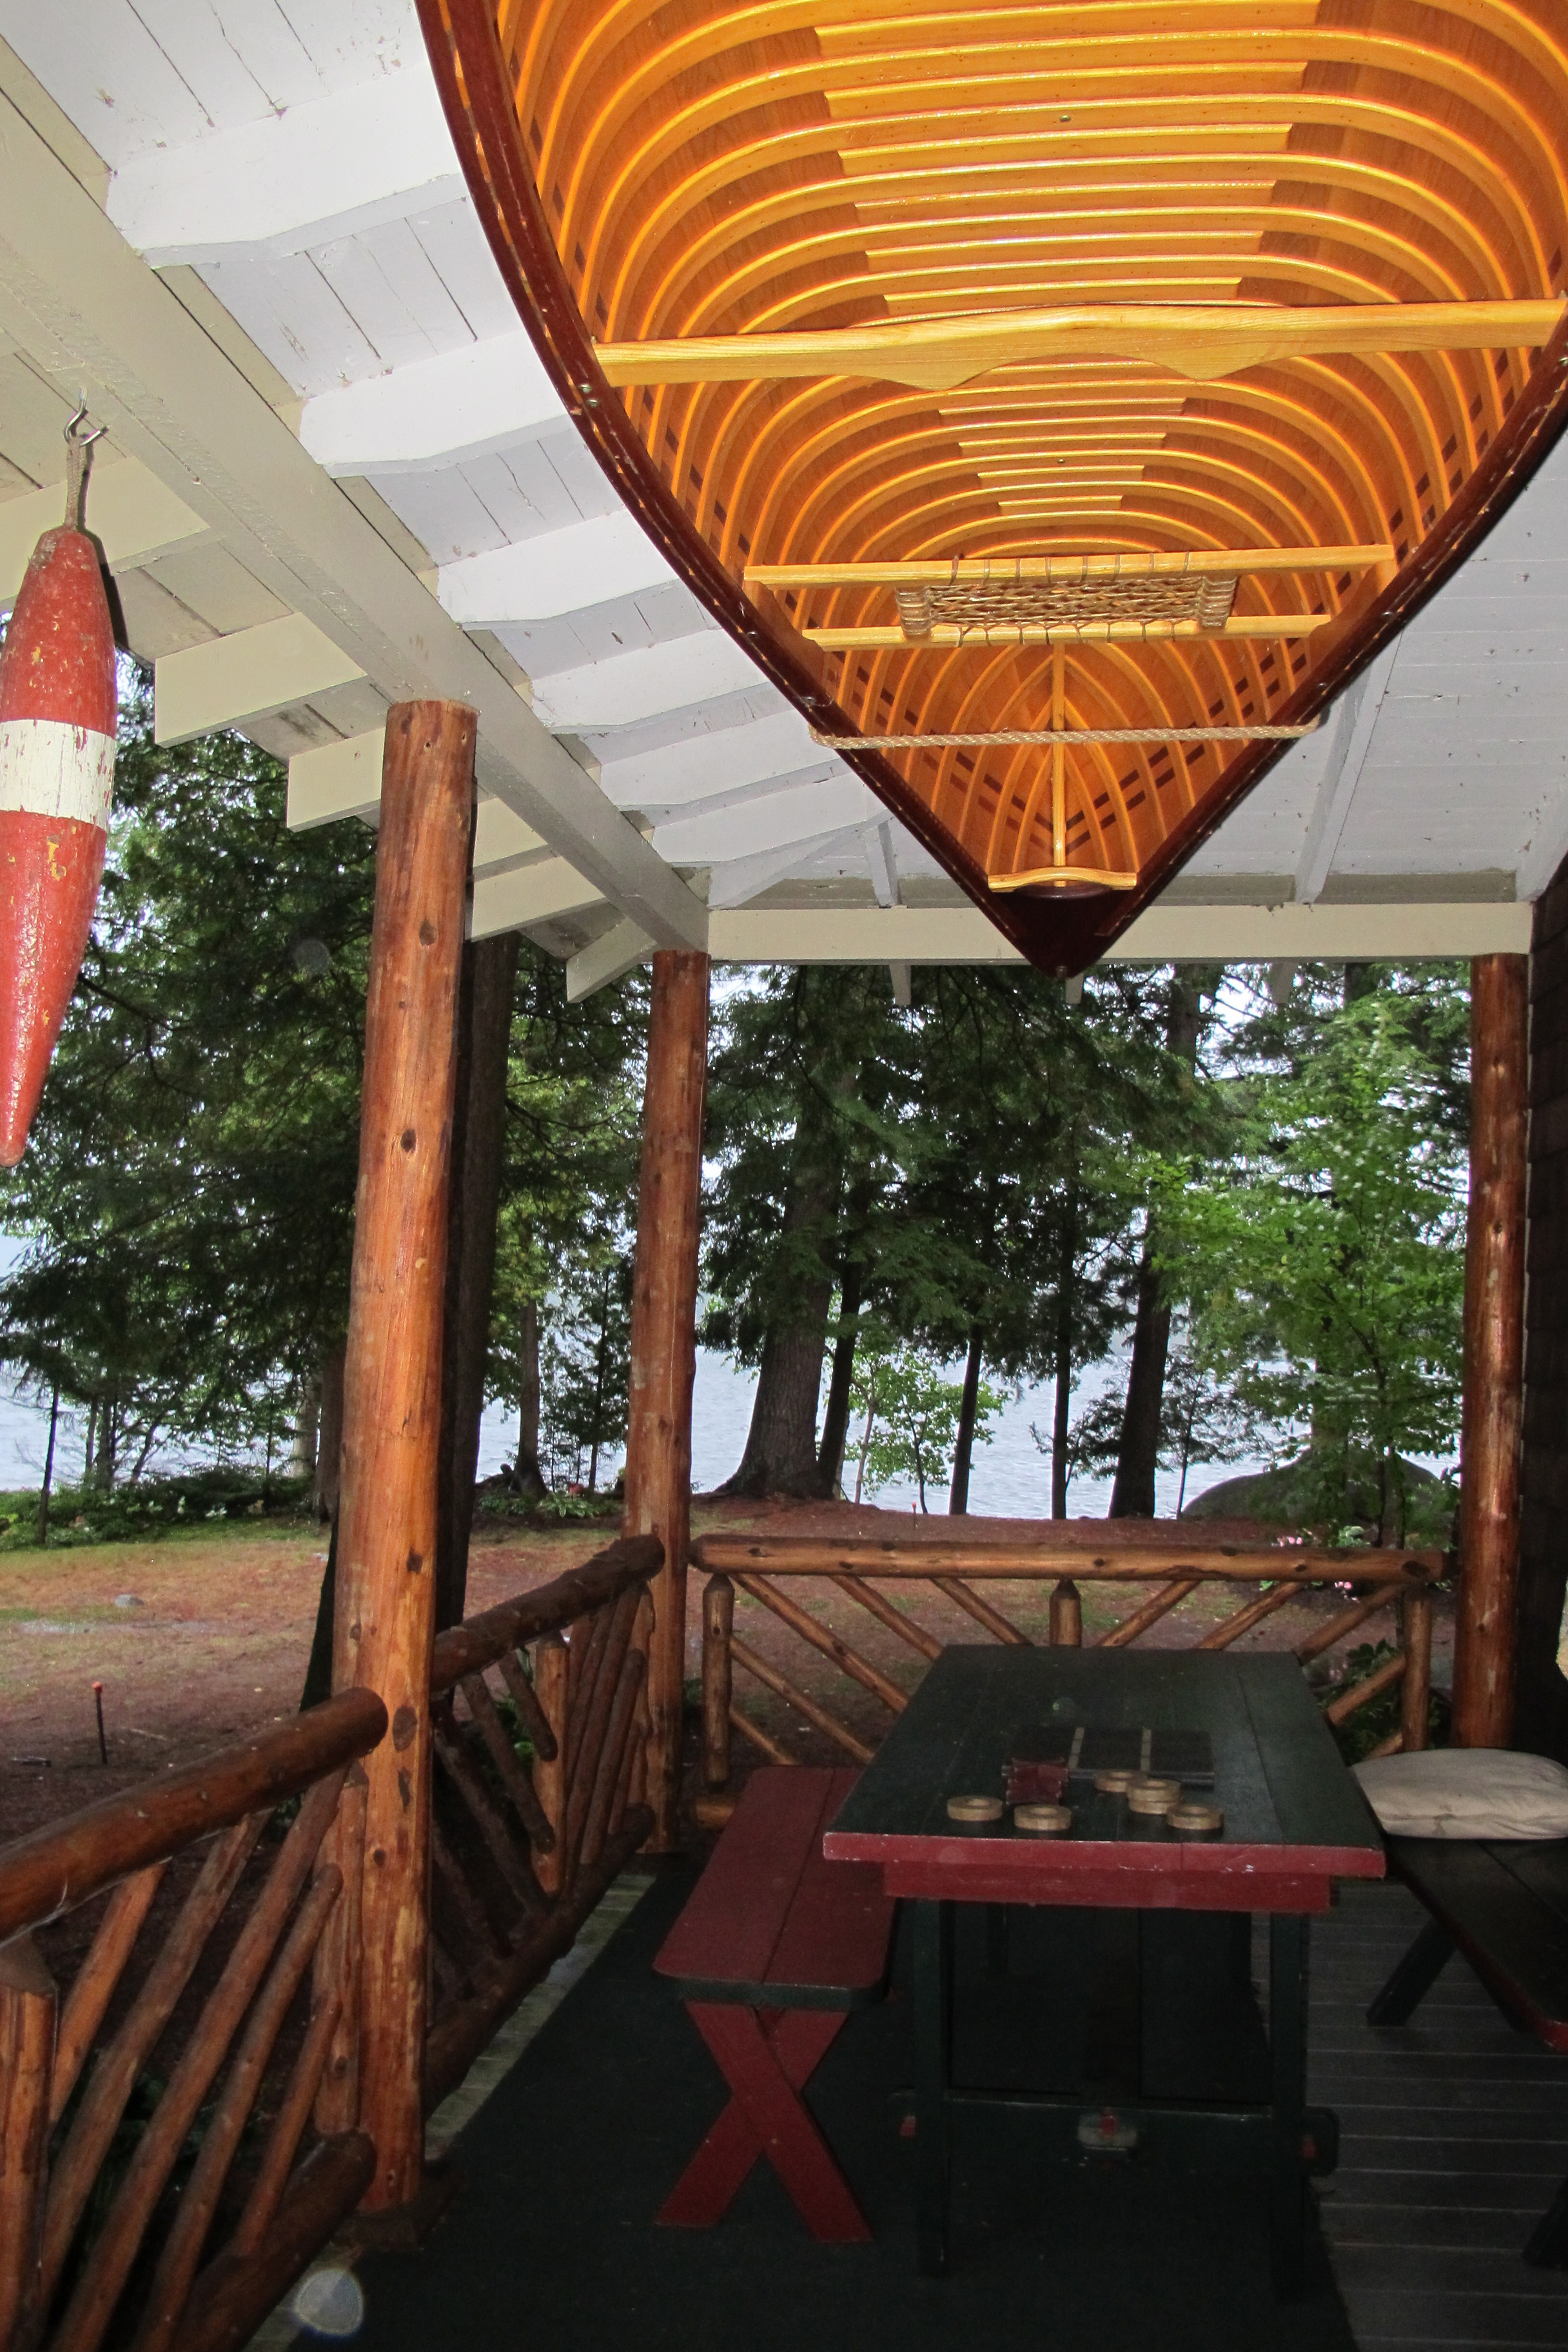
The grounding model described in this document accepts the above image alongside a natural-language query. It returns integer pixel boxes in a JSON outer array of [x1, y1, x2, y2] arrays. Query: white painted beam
[[471, 858, 604, 941], [107, 69, 463, 266], [598, 712, 838, 810], [0, 92, 705, 946], [706, 900, 1532, 965], [531, 631, 762, 731], [652, 775, 877, 867], [1294, 645, 1398, 903], [865, 821, 900, 908], [286, 729, 383, 829], [155, 613, 365, 745], [707, 827, 880, 909], [300, 329, 567, 478], [708, 906, 1024, 963], [288, 730, 548, 865], [473, 796, 546, 870], [0, 456, 206, 604], [1116, 897, 1531, 961], [439, 513, 674, 628], [565, 917, 656, 1001]]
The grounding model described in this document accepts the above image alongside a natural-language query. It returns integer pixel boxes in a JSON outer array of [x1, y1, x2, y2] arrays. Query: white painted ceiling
[[0, 0, 1555, 979]]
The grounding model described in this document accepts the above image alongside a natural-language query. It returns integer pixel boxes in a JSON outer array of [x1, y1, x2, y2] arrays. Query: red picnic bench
[[653, 1765, 896, 2242]]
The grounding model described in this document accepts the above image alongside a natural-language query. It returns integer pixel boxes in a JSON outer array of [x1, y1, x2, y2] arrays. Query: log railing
[[692, 1536, 1443, 1788], [0, 1533, 661, 2352], [0, 1689, 386, 2352], [420, 1534, 660, 2110]]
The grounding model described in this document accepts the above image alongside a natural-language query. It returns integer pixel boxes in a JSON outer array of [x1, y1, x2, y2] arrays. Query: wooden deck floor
[[1310, 1883, 1568, 2351]]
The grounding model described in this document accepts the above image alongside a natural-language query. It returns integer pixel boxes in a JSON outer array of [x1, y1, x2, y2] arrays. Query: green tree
[[484, 954, 647, 1491], [539, 1247, 633, 1491], [849, 1340, 1001, 1512], [1152, 966, 1468, 1542], [1061, 1330, 1262, 1514], [0, 677, 375, 1477]]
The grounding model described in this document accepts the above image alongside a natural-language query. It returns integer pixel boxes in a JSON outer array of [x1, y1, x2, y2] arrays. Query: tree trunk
[[721, 1315, 834, 1496], [1111, 974, 1204, 1517], [83, 1398, 97, 1491], [816, 1263, 863, 1498], [512, 1293, 547, 1497], [949, 1326, 985, 1514], [1050, 1180, 1077, 1519], [37, 1384, 58, 1546], [289, 1376, 319, 1482], [718, 1099, 839, 1498], [313, 1340, 346, 1523], [435, 930, 520, 1633], [1110, 1253, 1171, 1518], [93, 1400, 116, 1492]]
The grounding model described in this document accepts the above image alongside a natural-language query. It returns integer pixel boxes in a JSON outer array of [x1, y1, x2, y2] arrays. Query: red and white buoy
[[0, 411, 117, 1165]]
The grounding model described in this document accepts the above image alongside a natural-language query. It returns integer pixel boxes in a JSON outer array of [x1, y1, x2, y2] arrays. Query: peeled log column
[[622, 950, 709, 1848], [1453, 952, 1528, 1749], [333, 701, 473, 2211]]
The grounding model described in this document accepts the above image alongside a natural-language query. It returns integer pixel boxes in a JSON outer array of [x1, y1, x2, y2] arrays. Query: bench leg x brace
[[658, 2004, 871, 2242]]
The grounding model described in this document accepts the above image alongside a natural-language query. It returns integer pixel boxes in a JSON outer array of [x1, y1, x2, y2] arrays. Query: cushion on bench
[[1355, 1749, 1568, 1841]]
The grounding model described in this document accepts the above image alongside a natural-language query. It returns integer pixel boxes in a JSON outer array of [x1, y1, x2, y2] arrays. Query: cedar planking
[[422, 0, 1568, 968]]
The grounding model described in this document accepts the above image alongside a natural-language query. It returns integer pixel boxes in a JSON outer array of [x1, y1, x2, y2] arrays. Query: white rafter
[[107, 67, 464, 265], [300, 329, 568, 477], [439, 513, 675, 627], [530, 632, 763, 732]]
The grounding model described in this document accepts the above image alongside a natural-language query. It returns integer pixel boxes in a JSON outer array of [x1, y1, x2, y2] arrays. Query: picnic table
[[824, 1645, 1386, 2292]]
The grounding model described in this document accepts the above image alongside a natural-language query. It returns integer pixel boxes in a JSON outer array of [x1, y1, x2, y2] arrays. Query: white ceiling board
[[375, 435, 619, 565], [493, 585, 709, 683], [527, 631, 762, 731], [0, 455, 208, 603], [198, 252, 385, 398], [596, 710, 834, 810], [573, 685, 790, 769], [629, 762, 846, 824], [0, 1, 421, 168], [302, 327, 565, 476], [438, 511, 677, 626], [108, 57, 461, 263], [652, 774, 881, 865], [0, 84, 706, 943]]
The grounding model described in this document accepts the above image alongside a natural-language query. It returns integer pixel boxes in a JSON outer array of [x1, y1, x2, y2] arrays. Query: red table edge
[[823, 1828, 1384, 1915]]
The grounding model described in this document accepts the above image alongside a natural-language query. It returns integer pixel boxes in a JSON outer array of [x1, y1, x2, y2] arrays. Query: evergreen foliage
[[0, 678, 374, 1477], [1150, 963, 1469, 1541]]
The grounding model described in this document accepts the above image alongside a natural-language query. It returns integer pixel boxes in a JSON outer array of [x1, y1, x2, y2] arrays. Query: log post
[[702, 1574, 734, 1787], [622, 950, 710, 1848], [1049, 1577, 1083, 1647], [0, 1935, 55, 2352], [332, 700, 473, 2213], [1454, 952, 1529, 1749], [1400, 1588, 1435, 1754], [531, 1632, 569, 1897]]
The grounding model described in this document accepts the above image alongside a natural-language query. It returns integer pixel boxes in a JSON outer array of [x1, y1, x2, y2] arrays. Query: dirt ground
[[0, 1496, 1453, 1854]]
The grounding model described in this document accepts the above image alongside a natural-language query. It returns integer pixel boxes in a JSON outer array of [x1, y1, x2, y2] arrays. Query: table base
[[912, 1901, 1326, 2298]]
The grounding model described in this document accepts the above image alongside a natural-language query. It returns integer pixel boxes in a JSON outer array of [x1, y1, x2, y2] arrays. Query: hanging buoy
[[0, 409, 116, 1165]]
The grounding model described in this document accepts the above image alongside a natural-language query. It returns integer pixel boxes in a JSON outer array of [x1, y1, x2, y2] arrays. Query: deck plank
[[1310, 1883, 1568, 2351]]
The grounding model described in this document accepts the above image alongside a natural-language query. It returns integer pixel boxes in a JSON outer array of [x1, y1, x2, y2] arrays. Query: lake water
[[0, 1228, 1262, 1515], [0, 1343, 1246, 1520]]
